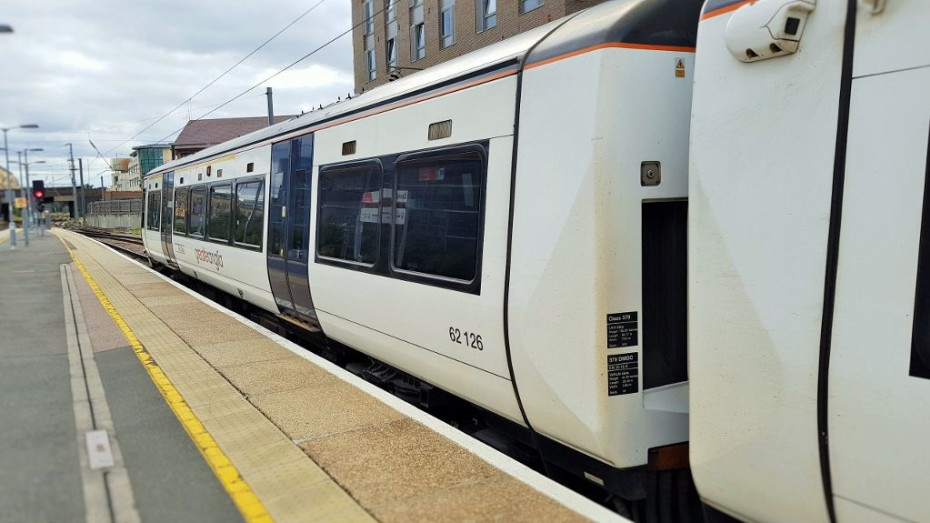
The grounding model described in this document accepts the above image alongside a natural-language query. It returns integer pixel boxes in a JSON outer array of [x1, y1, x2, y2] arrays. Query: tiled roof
[[172, 116, 296, 149]]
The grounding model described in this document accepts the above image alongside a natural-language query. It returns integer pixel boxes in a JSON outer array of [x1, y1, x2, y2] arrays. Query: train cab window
[[234, 180, 264, 249], [146, 190, 161, 231], [317, 164, 381, 264], [393, 151, 484, 282], [189, 186, 207, 238], [174, 187, 189, 235], [208, 183, 232, 242]]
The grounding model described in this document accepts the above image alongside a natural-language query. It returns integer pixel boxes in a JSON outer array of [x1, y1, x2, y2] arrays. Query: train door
[[267, 136, 317, 322], [827, 3, 930, 521], [160, 170, 177, 267], [688, 1, 851, 521]]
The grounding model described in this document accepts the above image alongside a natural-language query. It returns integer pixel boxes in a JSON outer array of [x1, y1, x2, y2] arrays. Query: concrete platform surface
[[10, 229, 622, 522], [0, 231, 240, 523]]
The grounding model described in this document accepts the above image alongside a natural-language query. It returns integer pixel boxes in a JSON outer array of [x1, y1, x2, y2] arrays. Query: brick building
[[351, 0, 609, 92]]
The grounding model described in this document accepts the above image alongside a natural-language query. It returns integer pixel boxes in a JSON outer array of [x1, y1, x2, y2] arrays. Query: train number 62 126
[[448, 327, 483, 350]]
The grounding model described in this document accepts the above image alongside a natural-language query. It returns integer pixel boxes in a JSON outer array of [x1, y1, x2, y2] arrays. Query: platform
[[0, 228, 620, 522]]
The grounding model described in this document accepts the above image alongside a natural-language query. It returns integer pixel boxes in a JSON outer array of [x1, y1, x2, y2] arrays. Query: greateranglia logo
[[194, 248, 224, 270]]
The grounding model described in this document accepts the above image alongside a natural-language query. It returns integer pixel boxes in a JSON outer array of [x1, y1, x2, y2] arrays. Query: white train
[[690, 0, 930, 522], [142, 0, 929, 520]]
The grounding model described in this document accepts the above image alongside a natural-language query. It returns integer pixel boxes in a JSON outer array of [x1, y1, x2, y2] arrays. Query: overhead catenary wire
[[103, 0, 331, 156], [115, 93, 269, 131], [89, 92, 269, 167], [153, 4, 387, 145]]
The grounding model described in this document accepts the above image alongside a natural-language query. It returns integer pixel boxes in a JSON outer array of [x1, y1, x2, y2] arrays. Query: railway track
[[73, 227, 146, 260]]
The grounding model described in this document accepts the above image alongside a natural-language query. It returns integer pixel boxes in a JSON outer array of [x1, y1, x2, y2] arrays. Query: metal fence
[[85, 199, 142, 230]]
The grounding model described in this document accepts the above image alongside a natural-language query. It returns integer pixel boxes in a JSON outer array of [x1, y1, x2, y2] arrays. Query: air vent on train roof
[[342, 141, 357, 156], [428, 120, 452, 141]]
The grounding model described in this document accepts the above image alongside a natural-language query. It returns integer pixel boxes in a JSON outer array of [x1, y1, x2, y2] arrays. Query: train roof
[[148, 0, 699, 177]]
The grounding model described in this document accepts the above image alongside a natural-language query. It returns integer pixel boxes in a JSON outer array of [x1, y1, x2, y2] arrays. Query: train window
[[174, 187, 189, 235], [393, 151, 483, 282], [268, 142, 290, 258], [317, 164, 381, 265], [146, 190, 161, 231], [208, 183, 232, 242], [189, 186, 207, 237], [234, 180, 264, 249]]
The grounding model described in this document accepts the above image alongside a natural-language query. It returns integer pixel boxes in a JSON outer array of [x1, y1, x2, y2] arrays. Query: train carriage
[[136, 0, 930, 520], [143, 0, 701, 511]]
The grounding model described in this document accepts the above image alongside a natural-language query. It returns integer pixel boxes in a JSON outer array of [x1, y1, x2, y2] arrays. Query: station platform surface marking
[[0, 231, 241, 523], [56, 229, 620, 522], [57, 230, 370, 523]]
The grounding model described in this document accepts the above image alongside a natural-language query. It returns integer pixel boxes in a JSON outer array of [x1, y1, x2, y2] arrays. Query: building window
[[385, 0, 396, 22], [317, 164, 382, 265], [363, 0, 375, 35], [440, 0, 455, 48], [476, 0, 497, 32], [410, 0, 425, 61], [393, 151, 484, 282], [386, 38, 397, 70], [413, 23, 426, 60], [367, 48, 377, 80], [521, 0, 543, 14], [363, 0, 376, 80]]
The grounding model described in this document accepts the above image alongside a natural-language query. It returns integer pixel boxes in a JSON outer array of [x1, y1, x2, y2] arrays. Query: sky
[[0, 0, 354, 189]]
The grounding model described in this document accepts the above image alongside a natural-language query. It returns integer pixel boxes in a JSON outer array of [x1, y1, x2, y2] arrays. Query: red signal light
[[32, 180, 45, 200]]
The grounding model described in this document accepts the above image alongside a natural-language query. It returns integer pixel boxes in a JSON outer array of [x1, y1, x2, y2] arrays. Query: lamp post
[[2, 124, 39, 249]]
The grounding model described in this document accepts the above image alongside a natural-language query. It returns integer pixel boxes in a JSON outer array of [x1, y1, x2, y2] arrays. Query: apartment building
[[351, 0, 608, 92]]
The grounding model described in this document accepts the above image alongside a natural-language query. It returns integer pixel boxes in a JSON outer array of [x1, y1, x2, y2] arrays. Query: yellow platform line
[[59, 238, 273, 523]]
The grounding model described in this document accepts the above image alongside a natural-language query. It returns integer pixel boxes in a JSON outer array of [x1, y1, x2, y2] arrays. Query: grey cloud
[[2, 0, 353, 187]]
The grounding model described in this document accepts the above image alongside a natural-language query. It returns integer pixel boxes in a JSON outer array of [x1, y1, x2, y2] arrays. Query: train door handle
[[724, 0, 816, 63]]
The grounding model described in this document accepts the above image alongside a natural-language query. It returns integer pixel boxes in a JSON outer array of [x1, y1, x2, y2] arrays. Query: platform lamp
[[2, 124, 39, 249]]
